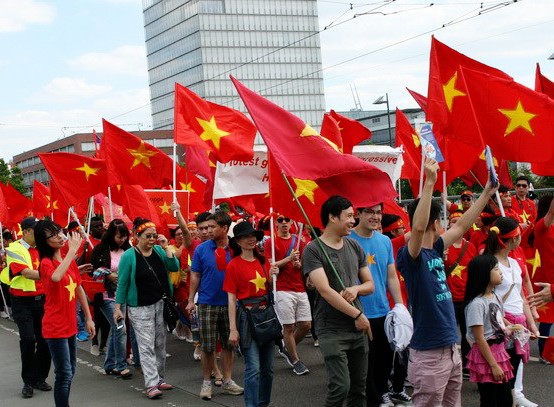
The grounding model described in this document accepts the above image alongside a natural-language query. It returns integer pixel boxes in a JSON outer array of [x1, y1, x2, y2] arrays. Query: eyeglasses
[[361, 209, 382, 216], [516, 184, 528, 188], [461, 197, 472, 202], [276, 217, 290, 223], [143, 233, 158, 239], [45, 230, 63, 239]]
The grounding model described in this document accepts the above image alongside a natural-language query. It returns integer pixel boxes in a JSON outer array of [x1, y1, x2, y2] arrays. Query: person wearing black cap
[[224, 222, 279, 407], [5, 217, 52, 398]]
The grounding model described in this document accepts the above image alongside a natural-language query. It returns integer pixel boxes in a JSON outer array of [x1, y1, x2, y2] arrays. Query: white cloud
[[0, 0, 55, 32], [68, 45, 148, 77], [27, 77, 112, 104]]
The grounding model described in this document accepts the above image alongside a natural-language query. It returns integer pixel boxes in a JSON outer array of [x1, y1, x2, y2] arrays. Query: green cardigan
[[115, 245, 180, 307]]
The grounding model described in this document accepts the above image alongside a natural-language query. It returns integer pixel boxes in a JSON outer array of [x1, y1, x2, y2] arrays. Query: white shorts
[[274, 291, 312, 325]]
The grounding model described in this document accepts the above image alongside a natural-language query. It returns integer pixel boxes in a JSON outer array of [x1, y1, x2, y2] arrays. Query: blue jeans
[[243, 339, 275, 407], [46, 336, 77, 407], [76, 302, 85, 332], [99, 301, 127, 371]]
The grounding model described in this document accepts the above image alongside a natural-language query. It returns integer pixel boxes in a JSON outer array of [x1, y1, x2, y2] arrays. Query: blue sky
[[1, 0, 553, 162]]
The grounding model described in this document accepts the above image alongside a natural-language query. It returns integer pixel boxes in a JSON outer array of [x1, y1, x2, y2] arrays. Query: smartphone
[[116, 318, 124, 330]]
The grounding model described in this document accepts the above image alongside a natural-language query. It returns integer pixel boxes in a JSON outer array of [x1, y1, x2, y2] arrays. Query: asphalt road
[[0, 319, 552, 407]]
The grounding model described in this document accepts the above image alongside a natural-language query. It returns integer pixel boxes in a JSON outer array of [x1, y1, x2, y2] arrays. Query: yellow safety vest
[[2, 241, 36, 292]]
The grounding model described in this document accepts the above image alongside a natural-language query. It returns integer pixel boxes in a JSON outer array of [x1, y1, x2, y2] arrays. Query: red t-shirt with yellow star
[[40, 258, 82, 339], [444, 240, 477, 302], [223, 256, 269, 300]]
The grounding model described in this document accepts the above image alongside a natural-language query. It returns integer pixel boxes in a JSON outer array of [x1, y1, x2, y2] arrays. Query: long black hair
[[101, 219, 131, 251], [229, 236, 266, 266], [484, 217, 519, 255], [34, 220, 63, 260], [464, 254, 499, 305]]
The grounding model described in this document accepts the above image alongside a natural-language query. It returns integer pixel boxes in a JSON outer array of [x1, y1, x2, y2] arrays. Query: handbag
[[134, 248, 180, 332], [238, 265, 282, 345]]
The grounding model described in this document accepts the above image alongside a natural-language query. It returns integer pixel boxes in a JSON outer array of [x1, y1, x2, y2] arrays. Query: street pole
[[385, 93, 392, 147]]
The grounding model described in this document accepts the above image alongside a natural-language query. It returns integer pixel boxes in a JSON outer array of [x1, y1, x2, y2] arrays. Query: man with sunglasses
[[511, 176, 537, 227], [5, 217, 51, 398], [263, 215, 310, 376]]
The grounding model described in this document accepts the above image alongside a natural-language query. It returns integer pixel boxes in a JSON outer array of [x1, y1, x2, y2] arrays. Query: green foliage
[[0, 158, 25, 194]]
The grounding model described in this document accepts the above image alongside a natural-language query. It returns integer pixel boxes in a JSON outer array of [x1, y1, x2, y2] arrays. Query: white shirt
[[495, 257, 523, 315]]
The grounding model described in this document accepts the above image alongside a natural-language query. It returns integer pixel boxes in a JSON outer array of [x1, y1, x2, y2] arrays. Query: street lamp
[[549, 52, 554, 60], [373, 93, 392, 146]]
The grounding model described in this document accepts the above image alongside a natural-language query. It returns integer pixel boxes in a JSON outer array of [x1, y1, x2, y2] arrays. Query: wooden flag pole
[[269, 206, 277, 293], [418, 149, 425, 197], [442, 171, 448, 231], [107, 187, 114, 222], [69, 207, 94, 249]]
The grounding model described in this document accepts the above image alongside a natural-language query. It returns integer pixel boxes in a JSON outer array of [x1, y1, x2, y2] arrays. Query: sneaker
[[221, 379, 244, 395], [157, 379, 173, 390], [76, 331, 89, 342], [90, 344, 100, 356], [516, 397, 538, 407], [145, 386, 162, 399], [99, 346, 107, 354], [193, 346, 202, 361], [292, 360, 309, 376], [200, 382, 212, 400], [389, 390, 412, 404], [313, 339, 319, 347], [31, 381, 52, 391], [379, 393, 394, 407], [539, 356, 552, 365], [21, 384, 33, 398], [0, 310, 8, 319], [278, 347, 295, 367]]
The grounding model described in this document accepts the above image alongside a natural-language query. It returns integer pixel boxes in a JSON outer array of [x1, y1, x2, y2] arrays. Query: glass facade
[[143, 0, 325, 138]]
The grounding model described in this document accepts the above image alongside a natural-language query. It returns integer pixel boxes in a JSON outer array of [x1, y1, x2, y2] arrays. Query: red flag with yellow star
[[101, 119, 174, 189], [32, 180, 52, 219], [460, 67, 554, 163], [535, 63, 554, 100], [174, 83, 257, 163], [38, 152, 108, 210], [537, 303, 554, 324], [395, 108, 421, 182], [231, 76, 396, 209], [459, 150, 512, 189], [48, 180, 75, 221], [174, 168, 208, 213], [320, 113, 343, 153], [406, 88, 428, 113], [268, 153, 327, 228], [117, 185, 161, 227], [328, 110, 372, 154], [0, 182, 32, 227]]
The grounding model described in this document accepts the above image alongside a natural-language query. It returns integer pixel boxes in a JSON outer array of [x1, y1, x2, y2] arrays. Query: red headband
[[382, 219, 404, 233], [449, 212, 463, 220], [489, 226, 520, 248], [136, 222, 156, 234]]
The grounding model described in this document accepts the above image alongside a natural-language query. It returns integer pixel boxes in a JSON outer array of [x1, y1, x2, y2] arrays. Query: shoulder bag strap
[[446, 240, 469, 275], [134, 247, 170, 298]]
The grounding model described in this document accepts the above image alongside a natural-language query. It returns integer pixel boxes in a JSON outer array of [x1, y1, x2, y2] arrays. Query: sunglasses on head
[[276, 217, 291, 223], [516, 184, 528, 188], [143, 233, 158, 239]]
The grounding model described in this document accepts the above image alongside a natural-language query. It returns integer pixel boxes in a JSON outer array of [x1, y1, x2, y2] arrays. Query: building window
[[372, 118, 381, 123], [81, 142, 96, 152]]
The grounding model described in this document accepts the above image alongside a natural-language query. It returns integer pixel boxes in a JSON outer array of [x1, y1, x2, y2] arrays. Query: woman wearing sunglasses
[[114, 218, 180, 399], [34, 220, 95, 407]]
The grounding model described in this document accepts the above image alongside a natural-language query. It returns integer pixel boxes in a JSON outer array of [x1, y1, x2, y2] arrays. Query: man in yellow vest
[[6, 217, 51, 398]]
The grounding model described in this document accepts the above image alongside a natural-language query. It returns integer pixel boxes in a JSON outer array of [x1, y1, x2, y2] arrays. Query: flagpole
[[69, 207, 94, 249], [86, 197, 94, 237], [0, 224, 10, 317], [296, 222, 303, 251], [0, 222, 3, 252], [469, 170, 485, 189], [418, 150, 425, 197], [495, 190, 506, 217], [279, 172, 369, 330], [107, 187, 114, 222], [397, 179, 402, 202], [269, 206, 277, 293], [442, 171, 448, 231]]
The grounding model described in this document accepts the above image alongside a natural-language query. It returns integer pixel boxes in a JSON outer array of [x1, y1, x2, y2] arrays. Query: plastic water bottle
[[190, 312, 200, 342]]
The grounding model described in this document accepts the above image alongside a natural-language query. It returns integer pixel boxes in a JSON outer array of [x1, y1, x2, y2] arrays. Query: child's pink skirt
[[466, 342, 514, 383]]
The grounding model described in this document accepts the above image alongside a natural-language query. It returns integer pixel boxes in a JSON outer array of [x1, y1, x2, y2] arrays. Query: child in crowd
[[464, 255, 513, 407]]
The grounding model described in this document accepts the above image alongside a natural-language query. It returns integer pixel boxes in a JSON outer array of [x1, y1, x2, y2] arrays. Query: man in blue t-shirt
[[396, 158, 496, 407], [187, 211, 244, 401], [350, 204, 406, 407]]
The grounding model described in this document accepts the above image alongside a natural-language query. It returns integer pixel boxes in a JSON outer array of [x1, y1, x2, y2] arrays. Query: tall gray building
[[142, 0, 326, 135]]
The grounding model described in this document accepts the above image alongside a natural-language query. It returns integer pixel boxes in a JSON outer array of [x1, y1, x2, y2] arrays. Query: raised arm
[[407, 157, 439, 259], [543, 197, 554, 228], [171, 201, 193, 249]]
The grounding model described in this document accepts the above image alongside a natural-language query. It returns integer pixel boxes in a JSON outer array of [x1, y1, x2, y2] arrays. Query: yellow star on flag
[[442, 71, 467, 112], [159, 201, 171, 214], [300, 124, 341, 153], [498, 100, 536, 137], [127, 141, 158, 169], [74, 162, 100, 181], [65, 275, 77, 301], [292, 178, 318, 205], [451, 265, 465, 279], [412, 133, 420, 148], [367, 254, 376, 265], [33, 259, 40, 269], [479, 150, 498, 166], [197, 116, 230, 149], [249, 271, 267, 293], [179, 182, 196, 193]]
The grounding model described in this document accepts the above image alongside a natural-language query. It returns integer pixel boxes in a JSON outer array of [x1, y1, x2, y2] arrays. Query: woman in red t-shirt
[[224, 222, 278, 407], [35, 220, 95, 407]]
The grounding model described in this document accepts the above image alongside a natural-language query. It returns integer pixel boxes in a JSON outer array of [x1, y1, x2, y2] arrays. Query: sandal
[[119, 368, 132, 379], [105, 369, 118, 376], [214, 377, 224, 387]]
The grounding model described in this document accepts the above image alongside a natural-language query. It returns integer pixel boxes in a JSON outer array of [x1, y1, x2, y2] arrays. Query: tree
[[0, 158, 25, 194]]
